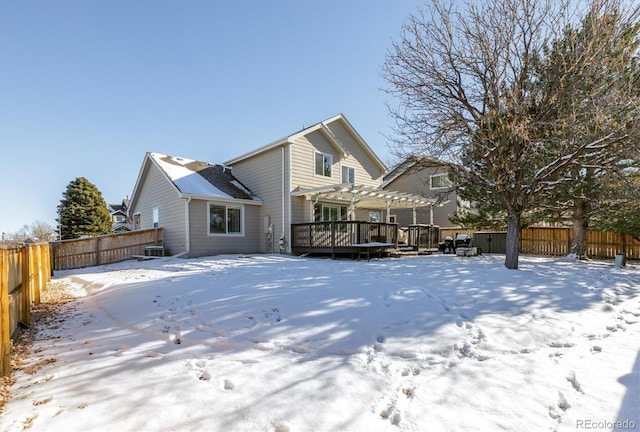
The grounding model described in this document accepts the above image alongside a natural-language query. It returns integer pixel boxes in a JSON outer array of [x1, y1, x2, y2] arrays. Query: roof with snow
[[148, 152, 261, 202]]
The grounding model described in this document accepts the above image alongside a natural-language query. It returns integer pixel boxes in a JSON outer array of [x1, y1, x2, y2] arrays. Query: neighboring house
[[108, 199, 132, 233], [127, 152, 262, 257], [382, 155, 470, 227], [225, 113, 435, 253]]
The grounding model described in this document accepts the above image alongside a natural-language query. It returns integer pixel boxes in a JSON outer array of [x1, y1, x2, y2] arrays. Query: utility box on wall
[[473, 232, 507, 254]]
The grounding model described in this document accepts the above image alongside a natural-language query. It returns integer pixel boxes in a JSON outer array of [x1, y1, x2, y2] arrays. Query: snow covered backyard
[[1, 254, 639, 432]]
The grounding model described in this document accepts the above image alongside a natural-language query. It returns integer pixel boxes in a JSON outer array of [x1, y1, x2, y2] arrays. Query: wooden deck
[[291, 221, 399, 259]]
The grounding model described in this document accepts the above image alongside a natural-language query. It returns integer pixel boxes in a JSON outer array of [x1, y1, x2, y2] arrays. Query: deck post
[[331, 221, 336, 260]]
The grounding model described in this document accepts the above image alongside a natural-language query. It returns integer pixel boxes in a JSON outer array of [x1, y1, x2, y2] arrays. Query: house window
[[209, 204, 243, 235], [314, 204, 347, 221], [315, 152, 332, 177], [369, 212, 380, 222], [430, 173, 452, 189], [114, 214, 125, 223], [133, 213, 141, 230], [341, 166, 355, 184], [389, 215, 397, 224], [153, 208, 159, 228]]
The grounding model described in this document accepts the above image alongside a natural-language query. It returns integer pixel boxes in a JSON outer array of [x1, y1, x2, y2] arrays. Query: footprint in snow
[[566, 371, 584, 394], [199, 371, 212, 381], [220, 379, 235, 391]]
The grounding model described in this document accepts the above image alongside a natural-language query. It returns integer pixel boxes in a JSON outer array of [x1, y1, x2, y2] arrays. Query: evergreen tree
[[57, 177, 112, 240], [534, 4, 640, 258], [382, 0, 640, 268], [592, 167, 640, 240]]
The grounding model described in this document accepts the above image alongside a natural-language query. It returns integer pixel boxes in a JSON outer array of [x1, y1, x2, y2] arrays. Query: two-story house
[[128, 114, 436, 257]]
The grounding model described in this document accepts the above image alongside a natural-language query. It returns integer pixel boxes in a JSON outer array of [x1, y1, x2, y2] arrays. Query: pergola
[[291, 183, 446, 224]]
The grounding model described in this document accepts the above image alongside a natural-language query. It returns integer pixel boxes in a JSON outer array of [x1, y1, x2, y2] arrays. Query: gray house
[[128, 152, 262, 257], [382, 155, 469, 228], [129, 115, 437, 257], [225, 113, 435, 254]]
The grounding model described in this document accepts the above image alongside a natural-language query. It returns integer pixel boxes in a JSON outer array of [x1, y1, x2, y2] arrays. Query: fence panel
[[1, 243, 52, 376], [51, 228, 163, 271], [453, 227, 638, 259]]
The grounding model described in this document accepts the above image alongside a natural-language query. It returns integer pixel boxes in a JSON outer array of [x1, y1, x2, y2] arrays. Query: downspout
[[184, 195, 192, 255], [287, 144, 292, 252], [279, 146, 286, 253]]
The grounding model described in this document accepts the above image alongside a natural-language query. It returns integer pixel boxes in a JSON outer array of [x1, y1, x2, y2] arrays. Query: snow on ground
[[1, 254, 639, 432]]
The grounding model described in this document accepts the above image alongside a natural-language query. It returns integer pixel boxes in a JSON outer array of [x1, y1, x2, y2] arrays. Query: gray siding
[[228, 117, 389, 250], [187, 200, 261, 257], [130, 162, 186, 255], [290, 127, 382, 191], [227, 146, 287, 253], [384, 165, 459, 227], [325, 120, 385, 183]]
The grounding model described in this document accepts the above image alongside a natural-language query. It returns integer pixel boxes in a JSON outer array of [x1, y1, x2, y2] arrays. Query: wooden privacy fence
[[438, 226, 638, 259], [1, 243, 51, 376], [50, 228, 163, 271], [520, 227, 639, 259]]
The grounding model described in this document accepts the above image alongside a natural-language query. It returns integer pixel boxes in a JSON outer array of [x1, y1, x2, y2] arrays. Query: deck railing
[[291, 221, 398, 253], [406, 224, 440, 250]]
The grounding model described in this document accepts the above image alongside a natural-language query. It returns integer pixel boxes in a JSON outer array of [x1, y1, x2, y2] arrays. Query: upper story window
[[430, 173, 452, 189], [209, 204, 243, 235], [315, 152, 333, 177], [342, 166, 355, 184]]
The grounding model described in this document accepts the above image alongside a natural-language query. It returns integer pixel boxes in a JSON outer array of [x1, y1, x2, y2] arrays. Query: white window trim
[[207, 203, 245, 236], [430, 173, 451, 190], [341, 165, 356, 184], [314, 151, 333, 178]]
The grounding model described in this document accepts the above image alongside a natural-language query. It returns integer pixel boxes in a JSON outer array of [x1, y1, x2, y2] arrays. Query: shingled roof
[[149, 152, 261, 202]]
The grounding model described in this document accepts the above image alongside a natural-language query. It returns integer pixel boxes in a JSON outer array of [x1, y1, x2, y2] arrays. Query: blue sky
[[0, 0, 423, 235]]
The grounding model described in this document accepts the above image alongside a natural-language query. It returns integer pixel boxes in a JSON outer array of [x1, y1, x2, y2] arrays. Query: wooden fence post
[[95, 237, 100, 266], [1, 249, 10, 376], [30, 245, 41, 306], [21, 246, 31, 328]]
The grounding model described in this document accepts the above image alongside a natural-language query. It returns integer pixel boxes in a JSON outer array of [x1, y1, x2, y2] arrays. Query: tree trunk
[[571, 198, 590, 259], [505, 211, 521, 269]]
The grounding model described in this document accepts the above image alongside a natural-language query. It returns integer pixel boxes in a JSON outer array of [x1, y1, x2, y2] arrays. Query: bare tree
[[2, 220, 56, 242], [29, 220, 56, 241], [382, 0, 640, 269]]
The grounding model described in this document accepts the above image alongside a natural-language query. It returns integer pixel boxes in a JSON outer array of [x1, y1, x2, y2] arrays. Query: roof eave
[[179, 193, 263, 206], [224, 137, 289, 165]]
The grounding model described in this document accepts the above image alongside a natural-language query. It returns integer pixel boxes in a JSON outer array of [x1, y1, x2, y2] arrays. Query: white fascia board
[[224, 137, 289, 165], [179, 193, 263, 206], [129, 152, 183, 211]]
